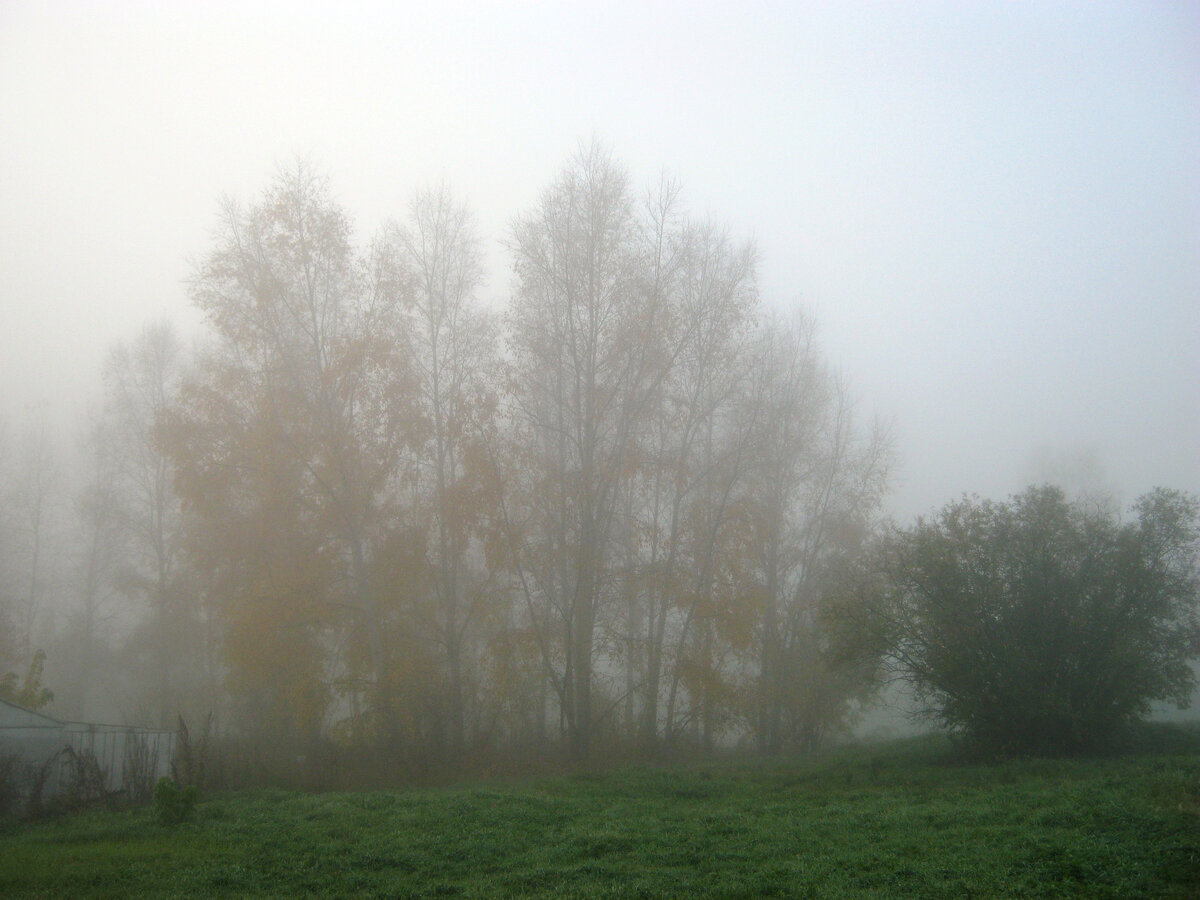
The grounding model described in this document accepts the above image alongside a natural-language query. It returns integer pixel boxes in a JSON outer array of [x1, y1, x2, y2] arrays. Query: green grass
[[0, 733, 1197, 898]]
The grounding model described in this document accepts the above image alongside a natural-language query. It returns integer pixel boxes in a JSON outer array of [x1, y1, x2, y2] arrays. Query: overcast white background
[[1, 0, 1196, 521]]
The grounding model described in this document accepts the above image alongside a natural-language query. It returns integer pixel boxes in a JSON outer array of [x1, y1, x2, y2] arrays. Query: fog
[[0, 3, 1196, 769], [2, 1, 1196, 519]]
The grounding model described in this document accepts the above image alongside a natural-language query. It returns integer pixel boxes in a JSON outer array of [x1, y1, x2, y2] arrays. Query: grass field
[[0, 731, 1197, 898]]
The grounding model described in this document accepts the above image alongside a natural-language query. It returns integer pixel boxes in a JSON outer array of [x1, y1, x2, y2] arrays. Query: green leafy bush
[[0, 649, 55, 711], [861, 486, 1200, 755], [61, 748, 109, 809], [0, 753, 21, 819], [154, 777, 197, 825], [123, 734, 156, 804]]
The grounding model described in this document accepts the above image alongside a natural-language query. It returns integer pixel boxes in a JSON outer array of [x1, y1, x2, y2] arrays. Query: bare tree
[[622, 218, 757, 747], [0, 419, 10, 671], [6, 417, 59, 672], [748, 316, 892, 753], [505, 141, 678, 759], [104, 321, 188, 725], [384, 182, 497, 756], [62, 413, 125, 719]]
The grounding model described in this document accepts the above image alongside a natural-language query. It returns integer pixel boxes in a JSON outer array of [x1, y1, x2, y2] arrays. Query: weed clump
[[154, 777, 197, 825]]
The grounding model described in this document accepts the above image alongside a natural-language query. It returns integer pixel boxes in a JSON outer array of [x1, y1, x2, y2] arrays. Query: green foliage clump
[[0, 650, 54, 711], [152, 714, 208, 822], [61, 748, 108, 809], [0, 754, 21, 820], [861, 485, 1200, 756], [122, 735, 157, 804], [170, 714, 209, 792], [154, 777, 197, 825]]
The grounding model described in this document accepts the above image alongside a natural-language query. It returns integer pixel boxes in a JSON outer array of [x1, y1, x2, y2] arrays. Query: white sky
[[1, 0, 1197, 520]]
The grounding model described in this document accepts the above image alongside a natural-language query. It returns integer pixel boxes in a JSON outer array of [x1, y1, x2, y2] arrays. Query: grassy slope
[[0, 734, 1197, 899]]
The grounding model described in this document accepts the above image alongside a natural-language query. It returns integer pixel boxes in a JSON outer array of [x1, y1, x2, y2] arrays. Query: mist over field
[[0, 2, 1196, 781]]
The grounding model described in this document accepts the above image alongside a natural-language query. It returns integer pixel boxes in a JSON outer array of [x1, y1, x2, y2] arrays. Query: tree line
[[0, 144, 891, 774], [1, 143, 1195, 778]]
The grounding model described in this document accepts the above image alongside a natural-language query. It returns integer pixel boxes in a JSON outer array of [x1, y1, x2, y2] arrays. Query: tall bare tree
[[62, 414, 124, 720], [506, 141, 681, 759], [382, 183, 498, 756], [749, 316, 892, 753], [104, 321, 188, 725], [0, 419, 10, 672], [622, 218, 758, 747], [7, 417, 58, 672]]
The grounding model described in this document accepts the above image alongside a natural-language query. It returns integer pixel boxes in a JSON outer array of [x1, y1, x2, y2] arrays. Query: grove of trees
[[1, 145, 1195, 776], [0, 145, 892, 777]]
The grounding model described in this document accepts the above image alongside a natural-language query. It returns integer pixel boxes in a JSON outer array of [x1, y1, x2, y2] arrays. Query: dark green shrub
[[122, 734, 156, 803], [61, 748, 108, 809], [154, 777, 197, 825], [0, 753, 20, 819], [171, 714, 210, 791], [862, 486, 1200, 756]]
